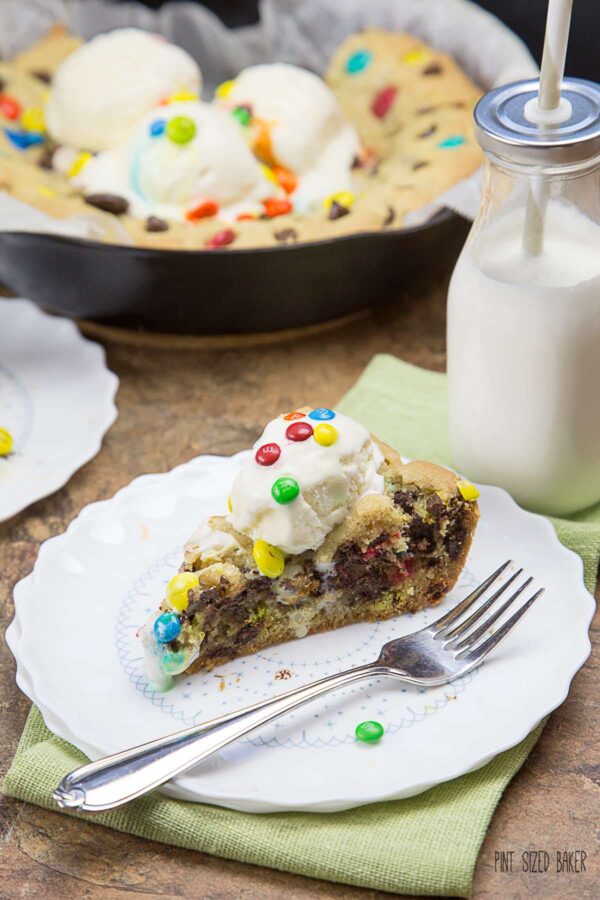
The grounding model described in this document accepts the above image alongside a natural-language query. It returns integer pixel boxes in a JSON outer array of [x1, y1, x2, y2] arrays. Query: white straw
[[522, 0, 573, 255]]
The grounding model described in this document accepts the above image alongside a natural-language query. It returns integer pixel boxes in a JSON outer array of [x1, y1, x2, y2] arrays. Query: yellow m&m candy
[[21, 107, 45, 132], [314, 423, 338, 447], [167, 90, 198, 103], [216, 79, 235, 100], [457, 480, 480, 501], [68, 151, 92, 178], [402, 48, 427, 64], [253, 539, 285, 579], [166, 571, 200, 612], [227, 495, 233, 513], [0, 427, 13, 456], [324, 191, 355, 212]]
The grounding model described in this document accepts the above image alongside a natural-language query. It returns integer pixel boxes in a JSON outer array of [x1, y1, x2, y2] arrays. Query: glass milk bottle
[[448, 79, 600, 515]]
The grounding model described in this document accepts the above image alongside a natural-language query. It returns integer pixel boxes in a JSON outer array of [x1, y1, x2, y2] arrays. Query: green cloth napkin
[[4, 355, 598, 898]]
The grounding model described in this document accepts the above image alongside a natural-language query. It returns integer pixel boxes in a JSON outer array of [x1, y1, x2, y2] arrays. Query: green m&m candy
[[355, 720, 384, 743], [232, 105, 252, 127], [271, 476, 300, 504], [166, 115, 196, 145]]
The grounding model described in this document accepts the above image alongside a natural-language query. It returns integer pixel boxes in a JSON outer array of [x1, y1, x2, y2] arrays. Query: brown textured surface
[[1, 261, 598, 899]]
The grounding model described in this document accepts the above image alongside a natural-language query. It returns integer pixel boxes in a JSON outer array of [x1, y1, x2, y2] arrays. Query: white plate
[[0, 298, 118, 521], [7, 452, 594, 812]]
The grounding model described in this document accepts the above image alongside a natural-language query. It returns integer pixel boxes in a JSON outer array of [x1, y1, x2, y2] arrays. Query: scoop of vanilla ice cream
[[228, 410, 384, 555], [75, 101, 275, 221], [46, 29, 201, 152], [217, 64, 360, 211]]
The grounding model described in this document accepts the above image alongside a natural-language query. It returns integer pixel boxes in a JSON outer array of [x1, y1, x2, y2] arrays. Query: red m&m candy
[[205, 228, 236, 248], [0, 94, 21, 120], [286, 421, 313, 442], [255, 443, 281, 466], [371, 86, 397, 119]]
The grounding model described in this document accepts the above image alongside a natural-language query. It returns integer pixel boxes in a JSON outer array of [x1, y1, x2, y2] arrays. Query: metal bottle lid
[[474, 77, 600, 165]]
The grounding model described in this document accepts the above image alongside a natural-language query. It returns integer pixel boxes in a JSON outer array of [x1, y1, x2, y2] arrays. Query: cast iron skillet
[[0, 210, 468, 335]]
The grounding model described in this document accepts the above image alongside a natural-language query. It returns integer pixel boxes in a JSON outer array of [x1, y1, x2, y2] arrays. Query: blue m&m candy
[[149, 118, 166, 137], [154, 611, 181, 643], [346, 49, 372, 74], [438, 135, 466, 149], [308, 407, 336, 421], [4, 128, 45, 149]]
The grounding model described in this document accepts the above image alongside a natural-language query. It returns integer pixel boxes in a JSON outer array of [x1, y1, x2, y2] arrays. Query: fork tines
[[432, 560, 545, 665]]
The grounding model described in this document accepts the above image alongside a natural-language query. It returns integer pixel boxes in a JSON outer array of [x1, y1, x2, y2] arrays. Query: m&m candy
[[0, 94, 21, 120], [68, 151, 92, 178], [457, 480, 479, 501], [232, 105, 252, 127], [154, 611, 181, 643], [371, 86, 397, 120], [345, 50, 372, 74], [308, 407, 335, 421], [4, 128, 44, 150], [286, 421, 313, 442], [149, 118, 166, 137], [216, 79, 235, 99], [0, 427, 13, 456], [262, 198, 293, 218], [227, 495, 233, 513], [255, 442, 281, 466], [355, 720, 384, 743], [324, 192, 355, 213], [253, 539, 285, 578], [314, 423, 338, 447], [21, 107, 45, 132], [272, 476, 300, 504], [166, 115, 196, 145], [438, 135, 465, 149], [166, 571, 200, 612], [186, 199, 219, 221], [283, 411, 305, 421], [168, 90, 198, 103], [401, 48, 427, 64], [205, 228, 236, 248]]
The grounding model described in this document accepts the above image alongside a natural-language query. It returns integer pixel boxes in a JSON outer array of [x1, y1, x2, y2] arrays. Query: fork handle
[[54, 662, 388, 812]]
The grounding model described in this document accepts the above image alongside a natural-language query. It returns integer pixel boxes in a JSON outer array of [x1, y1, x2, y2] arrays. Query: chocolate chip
[[328, 201, 350, 221], [37, 146, 56, 170], [426, 493, 446, 517], [84, 193, 129, 215], [452, 101, 466, 108], [423, 63, 442, 75], [393, 486, 419, 513], [418, 124, 438, 138], [412, 161, 429, 171], [145, 215, 169, 232], [274, 227, 298, 243], [351, 154, 362, 169], [32, 70, 52, 84], [383, 206, 395, 226]]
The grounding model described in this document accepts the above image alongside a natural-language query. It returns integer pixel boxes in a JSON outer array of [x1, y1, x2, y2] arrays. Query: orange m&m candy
[[263, 198, 293, 218], [186, 200, 219, 222]]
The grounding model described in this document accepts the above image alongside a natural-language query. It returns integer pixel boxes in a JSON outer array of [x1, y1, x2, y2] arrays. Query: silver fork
[[53, 560, 543, 812]]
